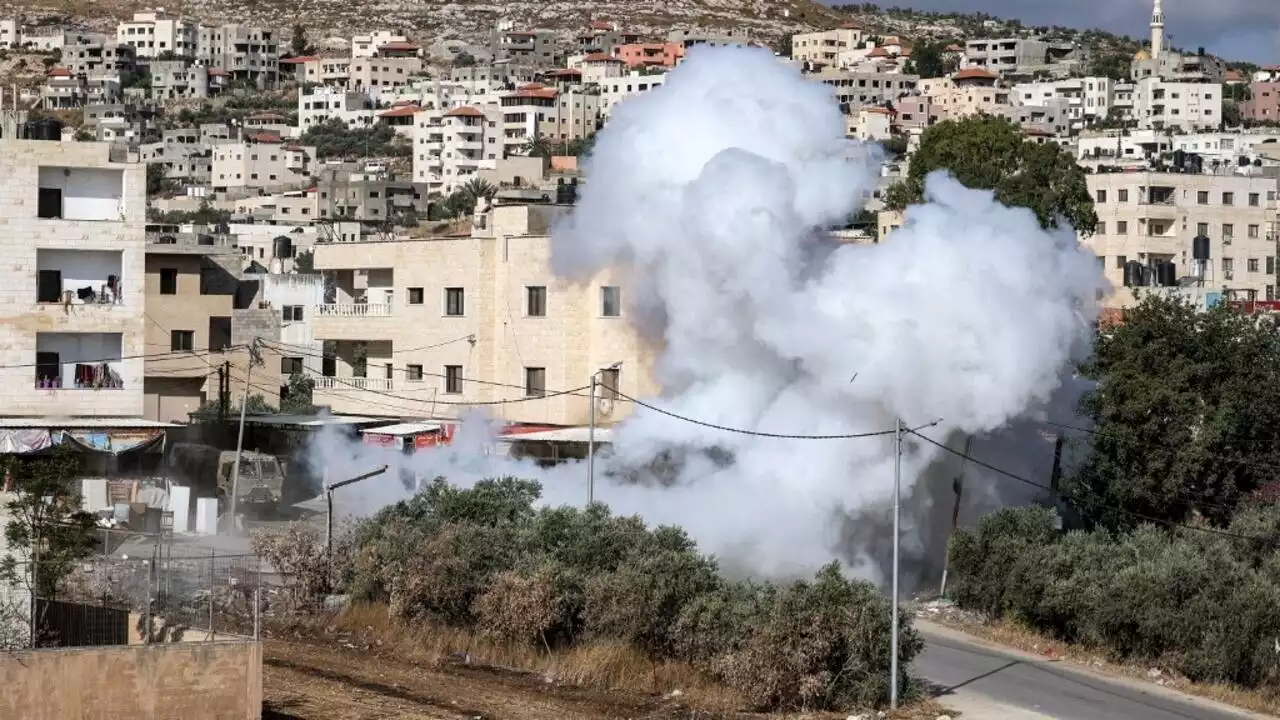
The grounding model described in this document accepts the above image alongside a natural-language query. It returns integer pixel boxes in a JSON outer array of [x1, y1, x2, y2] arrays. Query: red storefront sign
[[414, 424, 457, 449]]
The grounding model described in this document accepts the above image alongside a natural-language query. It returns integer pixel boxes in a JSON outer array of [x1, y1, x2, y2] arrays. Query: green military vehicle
[[168, 443, 288, 518]]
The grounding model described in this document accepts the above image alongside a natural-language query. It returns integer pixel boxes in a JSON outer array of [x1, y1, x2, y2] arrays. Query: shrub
[[250, 521, 353, 610], [950, 504, 1280, 690]]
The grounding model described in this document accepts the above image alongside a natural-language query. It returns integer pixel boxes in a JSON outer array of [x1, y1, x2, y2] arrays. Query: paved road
[[914, 621, 1267, 720]]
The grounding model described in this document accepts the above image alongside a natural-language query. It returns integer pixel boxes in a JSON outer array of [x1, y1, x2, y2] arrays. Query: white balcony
[[316, 302, 391, 317], [313, 375, 393, 391]]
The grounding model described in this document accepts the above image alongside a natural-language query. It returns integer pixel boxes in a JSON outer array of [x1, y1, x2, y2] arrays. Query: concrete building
[[116, 11, 198, 59], [0, 139, 146, 417], [962, 38, 1048, 75], [491, 29, 566, 66], [600, 71, 666, 116], [313, 170, 429, 225], [792, 25, 864, 67], [502, 84, 602, 149], [1244, 83, 1279, 124], [352, 31, 410, 58], [574, 21, 642, 58], [1170, 131, 1280, 166], [811, 68, 919, 112], [1076, 128, 1171, 169], [298, 86, 375, 129], [1130, 0, 1227, 84], [348, 55, 424, 92], [1014, 76, 1117, 125], [614, 42, 684, 69], [195, 23, 280, 87], [211, 137, 315, 192], [919, 69, 1011, 120], [1130, 77, 1221, 132], [309, 202, 657, 424], [258, 273, 325, 380], [1086, 172, 1280, 306]]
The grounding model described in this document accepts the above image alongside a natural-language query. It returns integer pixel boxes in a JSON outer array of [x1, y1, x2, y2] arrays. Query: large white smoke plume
[[306, 45, 1106, 591]]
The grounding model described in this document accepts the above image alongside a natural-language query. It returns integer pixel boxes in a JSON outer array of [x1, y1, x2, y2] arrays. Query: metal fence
[[0, 535, 264, 650]]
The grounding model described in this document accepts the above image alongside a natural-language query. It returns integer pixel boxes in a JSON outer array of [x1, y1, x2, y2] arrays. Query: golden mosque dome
[[1133, 49, 1151, 61]]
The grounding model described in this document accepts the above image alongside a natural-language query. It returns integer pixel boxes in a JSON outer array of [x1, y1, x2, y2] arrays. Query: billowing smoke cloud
[[303, 45, 1106, 592]]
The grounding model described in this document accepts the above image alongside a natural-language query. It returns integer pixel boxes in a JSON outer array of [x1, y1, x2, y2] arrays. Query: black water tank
[[1173, 149, 1186, 169], [272, 235, 293, 258], [1193, 235, 1211, 260], [1141, 264, 1154, 287], [1157, 261, 1177, 287], [35, 118, 63, 141], [1123, 260, 1144, 287], [555, 178, 578, 205], [1239, 155, 1251, 167], [22, 120, 39, 139]]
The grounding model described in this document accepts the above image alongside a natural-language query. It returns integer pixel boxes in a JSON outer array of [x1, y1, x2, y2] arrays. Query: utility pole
[[890, 417, 902, 710], [217, 362, 228, 426], [323, 466, 388, 589], [939, 435, 973, 599], [587, 373, 596, 506], [227, 339, 263, 535]]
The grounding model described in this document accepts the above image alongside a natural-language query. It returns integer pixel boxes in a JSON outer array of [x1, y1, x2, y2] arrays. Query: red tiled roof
[[248, 132, 282, 143], [507, 87, 558, 100], [546, 68, 583, 77], [391, 99, 417, 106], [589, 20, 613, 31], [946, 44, 964, 52], [47, 67, 72, 77], [863, 106, 892, 115], [583, 52, 623, 63], [444, 106, 484, 118], [378, 41, 418, 52], [281, 55, 319, 64], [867, 47, 889, 58], [954, 67, 997, 81], [378, 105, 420, 118], [840, 22, 862, 30], [208, 68, 228, 76]]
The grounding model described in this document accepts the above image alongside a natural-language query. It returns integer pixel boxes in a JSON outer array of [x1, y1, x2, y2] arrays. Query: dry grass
[[928, 613, 1280, 717], [294, 602, 951, 719]]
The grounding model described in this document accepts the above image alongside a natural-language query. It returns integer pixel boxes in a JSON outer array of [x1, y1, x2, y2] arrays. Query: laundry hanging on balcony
[[0, 429, 53, 454]]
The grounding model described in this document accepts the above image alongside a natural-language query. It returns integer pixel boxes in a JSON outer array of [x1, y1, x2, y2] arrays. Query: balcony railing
[[316, 303, 392, 317], [313, 376, 393, 391]]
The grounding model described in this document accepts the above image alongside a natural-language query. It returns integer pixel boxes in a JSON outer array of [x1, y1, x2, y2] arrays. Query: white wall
[[35, 332, 124, 386], [263, 274, 326, 373], [37, 167, 126, 221], [36, 249, 123, 302]]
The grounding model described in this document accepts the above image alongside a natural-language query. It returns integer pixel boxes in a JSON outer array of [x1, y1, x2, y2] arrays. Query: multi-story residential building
[[892, 96, 941, 132], [211, 136, 315, 192], [665, 28, 751, 50], [501, 84, 603, 150], [1244, 82, 1279, 124], [0, 139, 147, 417], [810, 68, 919, 112], [600, 71, 667, 116], [141, 231, 274, 423], [352, 31, 410, 58], [280, 55, 352, 87], [298, 86, 375, 129], [962, 38, 1048, 75], [431, 105, 505, 190], [195, 24, 280, 87], [308, 202, 657, 424], [491, 28, 567, 66], [0, 19, 17, 48], [791, 25, 864, 67], [575, 53, 627, 84], [146, 59, 213, 100], [1014, 76, 1117, 125], [1129, 77, 1221, 132], [257, 273, 325, 382], [348, 54, 424, 92], [116, 12, 198, 59], [614, 43, 684, 69], [1171, 131, 1280, 165], [313, 170, 429, 225], [993, 100, 1072, 136], [1076, 128, 1171, 169], [574, 21, 642, 57], [1086, 172, 1280, 306], [919, 69, 1010, 120]]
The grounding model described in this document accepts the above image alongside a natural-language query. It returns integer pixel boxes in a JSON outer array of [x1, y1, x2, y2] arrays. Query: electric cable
[[907, 427, 1269, 542], [0, 345, 250, 369]]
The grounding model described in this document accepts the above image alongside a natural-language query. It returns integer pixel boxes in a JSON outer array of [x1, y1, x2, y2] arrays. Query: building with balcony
[[614, 42, 685, 69], [962, 38, 1050, 76], [1244, 83, 1279, 124], [919, 69, 1011, 120], [194, 23, 279, 87], [0, 139, 147, 417], [414, 105, 504, 192], [309, 203, 658, 425], [600, 72, 666, 116], [1013, 76, 1118, 125], [1086, 172, 1280, 306], [810, 68, 919, 112], [791, 25, 864, 67], [211, 137, 315, 192], [116, 11, 199, 59], [1129, 78, 1221, 132]]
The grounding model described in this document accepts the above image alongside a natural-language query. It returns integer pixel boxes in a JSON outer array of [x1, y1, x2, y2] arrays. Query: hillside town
[[1, 1, 1280, 718]]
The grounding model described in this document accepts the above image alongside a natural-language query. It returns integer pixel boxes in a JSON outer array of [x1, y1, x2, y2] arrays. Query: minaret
[[1150, 0, 1165, 58]]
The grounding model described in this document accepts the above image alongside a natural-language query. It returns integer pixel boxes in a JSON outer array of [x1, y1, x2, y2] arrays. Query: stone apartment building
[[1244, 82, 1279, 124], [919, 69, 1011, 120], [0, 139, 147, 417], [1128, 78, 1222, 132], [194, 23, 280, 87], [501, 85, 603, 149], [1087, 172, 1280, 306], [308, 202, 657, 424], [791, 25, 864, 67], [211, 136, 315, 192], [811, 68, 919, 112], [413, 105, 506, 193], [116, 11, 198, 59]]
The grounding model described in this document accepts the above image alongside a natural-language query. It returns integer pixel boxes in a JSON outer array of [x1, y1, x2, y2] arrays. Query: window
[[1197, 191, 1209, 205], [599, 367, 620, 400], [407, 364, 423, 381], [1116, 221, 1128, 235], [37, 269, 62, 303], [1095, 189, 1106, 203], [1095, 221, 1106, 235], [1115, 255, 1127, 269], [1222, 192, 1234, 206], [1269, 285, 1276, 302], [524, 367, 546, 397], [1249, 225, 1260, 239], [280, 356, 303, 375], [445, 365, 462, 394], [1117, 189, 1129, 202], [1269, 257, 1277, 276], [1249, 193, 1260, 207], [1249, 258, 1260, 273], [600, 286, 621, 317], [445, 287, 464, 316], [281, 305, 304, 322], [1223, 257, 1234, 273], [1223, 224, 1234, 239], [407, 287, 424, 304], [159, 268, 178, 294], [1197, 222, 1209, 237], [171, 330, 194, 351], [526, 285, 547, 316]]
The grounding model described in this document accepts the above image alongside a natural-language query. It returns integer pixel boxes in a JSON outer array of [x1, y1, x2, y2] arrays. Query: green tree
[[280, 371, 316, 414], [300, 117, 410, 159], [145, 163, 170, 196], [290, 24, 314, 57], [522, 136, 553, 159], [293, 249, 314, 272], [452, 51, 476, 68], [0, 446, 97, 600], [883, 114, 1097, 234], [191, 393, 277, 422], [908, 40, 951, 79], [73, 126, 94, 142], [1066, 294, 1280, 529], [1222, 100, 1242, 128], [1088, 51, 1133, 81]]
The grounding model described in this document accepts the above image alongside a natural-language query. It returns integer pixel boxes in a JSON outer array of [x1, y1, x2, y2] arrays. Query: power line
[[0, 345, 249, 370], [615, 389, 938, 440], [906, 427, 1266, 542], [1037, 417, 1280, 474]]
